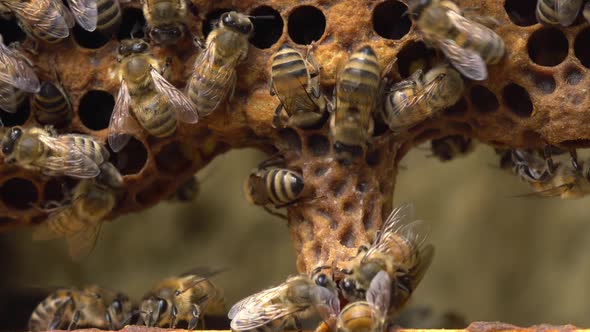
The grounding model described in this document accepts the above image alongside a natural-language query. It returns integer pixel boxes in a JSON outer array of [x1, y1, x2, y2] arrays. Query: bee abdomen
[[135, 97, 177, 137], [265, 168, 304, 206], [97, 0, 122, 34], [66, 135, 105, 164], [32, 82, 71, 127], [536, 0, 560, 25]]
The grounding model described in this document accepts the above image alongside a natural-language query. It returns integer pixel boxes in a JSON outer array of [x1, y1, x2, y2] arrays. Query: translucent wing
[[67, 0, 98, 31], [557, 0, 583, 26], [5, 0, 73, 38], [108, 80, 136, 152], [180, 266, 229, 278], [438, 39, 487, 81], [389, 73, 446, 119], [0, 43, 40, 92], [0, 84, 22, 113], [409, 244, 435, 290], [150, 67, 199, 124], [67, 222, 101, 261], [397, 219, 431, 251], [36, 135, 101, 178], [373, 203, 415, 245], [366, 270, 391, 317], [190, 38, 240, 114], [513, 184, 574, 198], [311, 286, 340, 323], [228, 284, 285, 319], [230, 302, 303, 330], [32, 209, 72, 241]]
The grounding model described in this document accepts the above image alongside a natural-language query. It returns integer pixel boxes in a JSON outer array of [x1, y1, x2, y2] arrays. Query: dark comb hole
[[110, 137, 148, 175], [318, 208, 338, 230], [288, 6, 326, 45], [72, 25, 110, 49], [278, 128, 302, 154], [575, 28, 590, 68], [372, 0, 411, 40], [396, 41, 436, 78], [0, 216, 16, 226], [79, 90, 114, 130], [117, 8, 146, 41], [0, 97, 30, 126], [339, 226, 356, 248], [1, 178, 38, 210], [249, 6, 283, 49], [0, 17, 26, 44], [366, 150, 380, 167], [443, 97, 468, 117], [565, 66, 584, 85], [343, 201, 356, 214], [314, 166, 328, 176], [136, 180, 169, 206], [356, 180, 368, 193], [362, 201, 374, 231], [307, 134, 330, 157], [528, 28, 568, 67], [503, 83, 533, 118], [43, 178, 65, 203], [532, 73, 555, 94], [155, 142, 192, 174], [203, 8, 232, 38], [330, 180, 347, 198], [470, 85, 499, 113], [504, 0, 537, 26]]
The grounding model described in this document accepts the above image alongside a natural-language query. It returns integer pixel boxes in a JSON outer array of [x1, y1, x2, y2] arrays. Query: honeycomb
[[1, 0, 590, 277]]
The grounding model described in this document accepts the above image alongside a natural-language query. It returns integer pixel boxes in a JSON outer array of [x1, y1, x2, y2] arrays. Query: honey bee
[[244, 166, 305, 209], [0, 0, 75, 43], [337, 270, 391, 332], [270, 44, 327, 129], [66, 0, 98, 31], [32, 81, 73, 127], [28, 285, 134, 331], [536, 0, 583, 27], [1, 126, 107, 179], [32, 162, 123, 260], [330, 46, 381, 161], [96, 0, 123, 36], [340, 203, 434, 317], [510, 148, 590, 199], [108, 38, 198, 152], [142, 0, 187, 45], [0, 34, 40, 113], [187, 11, 253, 116], [168, 175, 200, 202], [429, 135, 474, 162], [383, 65, 464, 132], [139, 267, 226, 330], [408, 0, 505, 81], [229, 267, 340, 332]]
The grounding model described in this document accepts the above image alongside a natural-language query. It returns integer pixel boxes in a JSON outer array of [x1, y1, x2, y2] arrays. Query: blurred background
[[2, 144, 590, 329]]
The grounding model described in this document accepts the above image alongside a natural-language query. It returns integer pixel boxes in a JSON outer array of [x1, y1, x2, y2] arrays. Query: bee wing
[[66, 0, 98, 31], [230, 302, 303, 330], [36, 135, 101, 178], [437, 39, 487, 81], [373, 203, 414, 245], [366, 270, 391, 317], [228, 284, 286, 319], [513, 184, 574, 198], [150, 67, 199, 124], [66, 222, 102, 261], [190, 41, 239, 113], [180, 266, 229, 278], [32, 209, 72, 241], [311, 286, 340, 323], [557, 0, 583, 26], [409, 244, 435, 290], [4, 0, 73, 38], [0, 84, 21, 113], [108, 80, 137, 152], [0, 44, 40, 92], [388, 74, 445, 118]]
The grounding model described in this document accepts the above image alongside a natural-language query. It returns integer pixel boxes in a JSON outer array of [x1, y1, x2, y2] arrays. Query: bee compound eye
[[315, 273, 328, 287], [112, 300, 122, 313], [341, 278, 355, 292], [222, 13, 231, 24]]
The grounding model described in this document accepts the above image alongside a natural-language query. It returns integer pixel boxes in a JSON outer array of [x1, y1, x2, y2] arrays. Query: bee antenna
[[247, 15, 276, 20]]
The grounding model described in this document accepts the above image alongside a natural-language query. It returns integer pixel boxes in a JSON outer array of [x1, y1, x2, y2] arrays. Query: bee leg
[[263, 206, 288, 220], [294, 317, 303, 332], [187, 304, 202, 330], [192, 36, 206, 50], [543, 145, 557, 174], [48, 296, 72, 330], [258, 154, 286, 169], [105, 312, 113, 330], [272, 103, 283, 128], [170, 304, 178, 328], [67, 310, 81, 330], [570, 150, 581, 172]]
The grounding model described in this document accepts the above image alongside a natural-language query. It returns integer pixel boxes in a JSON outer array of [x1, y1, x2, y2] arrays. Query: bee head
[[140, 297, 168, 327], [108, 294, 133, 328], [339, 277, 363, 301], [150, 25, 185, 45], [407, 0, 431, 17], [1, 127, 22, 158], [220, 12, 253, 36], [118, 39, 149, 57]]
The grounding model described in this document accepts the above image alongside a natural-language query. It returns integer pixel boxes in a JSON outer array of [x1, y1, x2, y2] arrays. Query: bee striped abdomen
[[265, 168, 304, 206], [134, 94, 177, 137], [536, 0, 560, 25], [28, 291, 71, 331], [32, 82, 71, 126], [96, 0, 122, 34], [187, 64, 229, 116], [338, 47, 380, 110], [64, 135, 105, 164]]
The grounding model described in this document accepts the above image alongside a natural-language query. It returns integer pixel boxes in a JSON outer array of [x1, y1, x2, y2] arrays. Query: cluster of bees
[[28, 268, 225, 331], [1, 0, 588, 329]]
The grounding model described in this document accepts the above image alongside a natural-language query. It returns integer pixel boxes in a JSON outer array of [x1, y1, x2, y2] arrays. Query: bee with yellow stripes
[[270, 44, 327, 129]]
